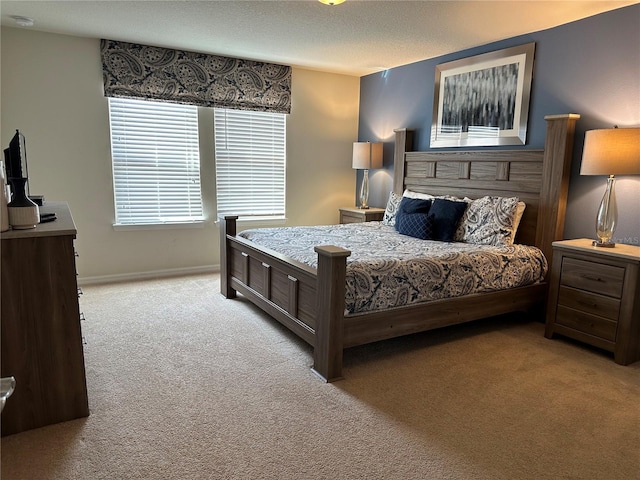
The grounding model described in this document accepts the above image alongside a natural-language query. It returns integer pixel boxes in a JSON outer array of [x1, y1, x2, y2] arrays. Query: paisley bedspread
[[238, 222, 547, 314]]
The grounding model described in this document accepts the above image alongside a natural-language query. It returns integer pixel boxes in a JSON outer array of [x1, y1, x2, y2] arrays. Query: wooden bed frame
[[220, 114, 579, 382]]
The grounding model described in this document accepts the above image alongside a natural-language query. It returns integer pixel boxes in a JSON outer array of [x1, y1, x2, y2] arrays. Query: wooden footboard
[[220, 215, 350, 382]]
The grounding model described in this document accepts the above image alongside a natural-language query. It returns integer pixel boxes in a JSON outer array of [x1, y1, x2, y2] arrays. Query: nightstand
[[339, 207, 385, 224], [545, 239, 640, 365]]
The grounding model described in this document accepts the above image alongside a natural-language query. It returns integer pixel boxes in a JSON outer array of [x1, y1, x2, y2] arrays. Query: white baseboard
[[78, 265, 220, 286]]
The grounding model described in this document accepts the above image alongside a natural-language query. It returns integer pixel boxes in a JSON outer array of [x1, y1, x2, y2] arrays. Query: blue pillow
[[399, 197, 432, 214], [395, 197, 432, 231], [428, 198, 468, 242], [396, 212, 434, 240]]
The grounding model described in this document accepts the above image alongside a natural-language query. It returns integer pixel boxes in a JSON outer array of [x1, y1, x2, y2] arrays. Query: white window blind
[[214, 108, 286, 218], [108, 98, 204, 225]]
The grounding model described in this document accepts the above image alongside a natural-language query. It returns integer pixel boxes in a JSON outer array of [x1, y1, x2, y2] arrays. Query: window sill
[[113, 221, 205, 232], [217, 216, 287, 228]]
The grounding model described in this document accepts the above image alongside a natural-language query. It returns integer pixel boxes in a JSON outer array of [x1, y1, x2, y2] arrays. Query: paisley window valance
[[100, 39, 291, 114]]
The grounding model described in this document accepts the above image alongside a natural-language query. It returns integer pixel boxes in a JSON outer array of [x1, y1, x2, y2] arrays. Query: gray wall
[[358, 4, 640, 245]]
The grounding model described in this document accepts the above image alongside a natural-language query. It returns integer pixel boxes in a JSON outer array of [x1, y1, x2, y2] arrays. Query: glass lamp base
[[593, 176, 618, 249], [592, 240, 616, 248], [358, 168, 370, 209]]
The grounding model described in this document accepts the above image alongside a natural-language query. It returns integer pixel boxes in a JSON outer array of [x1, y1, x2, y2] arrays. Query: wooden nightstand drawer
[[555, 305, 618, 341], [339, 207, 385, 224], [558, 285, 621, 321], [341, 212, 365, 224], [560, 257, 624, 298]]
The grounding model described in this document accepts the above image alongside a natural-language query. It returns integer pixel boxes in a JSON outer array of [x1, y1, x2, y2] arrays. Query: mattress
[[238, 222, 547, 314]]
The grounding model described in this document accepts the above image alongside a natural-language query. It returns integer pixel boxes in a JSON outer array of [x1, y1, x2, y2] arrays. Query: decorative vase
[[8, 177, 39, 229]]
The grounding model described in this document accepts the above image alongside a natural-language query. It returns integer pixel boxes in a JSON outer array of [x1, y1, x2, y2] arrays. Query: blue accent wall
[[358, 4, 640, 245]]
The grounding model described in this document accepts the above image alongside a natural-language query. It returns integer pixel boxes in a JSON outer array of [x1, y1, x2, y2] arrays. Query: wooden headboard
[[393, 114, 579, 269]]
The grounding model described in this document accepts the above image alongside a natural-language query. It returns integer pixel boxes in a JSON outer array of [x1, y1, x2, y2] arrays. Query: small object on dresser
[[29, 195, 45, 206], [39, 212, 56, 223], [7, 177, 39, 229]]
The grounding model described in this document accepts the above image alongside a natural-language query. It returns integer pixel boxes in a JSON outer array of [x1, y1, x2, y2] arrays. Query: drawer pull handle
[[581, 274, 603, 282], [577, 300, 598, 309]]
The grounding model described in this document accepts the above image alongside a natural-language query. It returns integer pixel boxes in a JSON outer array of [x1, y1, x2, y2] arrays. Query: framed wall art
[[431, 42, 535, 148]]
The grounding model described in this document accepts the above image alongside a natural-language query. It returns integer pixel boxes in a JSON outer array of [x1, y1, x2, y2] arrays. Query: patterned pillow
[[455, 196, 521, 246], [509, 201, 526, 244], [396, 212, 433, 240], [381, 191, 402, 226], [428, 198, 468, 242]]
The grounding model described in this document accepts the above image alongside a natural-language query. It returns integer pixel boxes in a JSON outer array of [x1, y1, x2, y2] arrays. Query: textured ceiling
[[1, 0, 637, 76]]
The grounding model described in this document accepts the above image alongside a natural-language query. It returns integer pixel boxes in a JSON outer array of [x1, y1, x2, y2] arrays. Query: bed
[[219, 114, 579, 381]]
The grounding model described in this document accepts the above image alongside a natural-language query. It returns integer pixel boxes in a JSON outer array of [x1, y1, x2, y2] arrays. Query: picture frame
[[431, 42, 535, 148]]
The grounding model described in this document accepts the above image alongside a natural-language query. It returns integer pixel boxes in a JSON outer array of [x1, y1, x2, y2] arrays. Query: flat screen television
[[4, 129, 28, 180]]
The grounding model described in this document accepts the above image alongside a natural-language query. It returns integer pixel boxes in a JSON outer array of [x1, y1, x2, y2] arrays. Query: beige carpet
[[1, 273, 639, 479]]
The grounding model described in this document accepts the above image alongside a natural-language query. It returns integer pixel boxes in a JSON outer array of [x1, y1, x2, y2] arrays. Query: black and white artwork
[[431, 43, 535, 147]]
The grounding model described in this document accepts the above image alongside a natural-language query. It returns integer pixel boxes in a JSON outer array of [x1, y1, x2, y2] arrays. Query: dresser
[[545, 239, 640, 365], [339, 207, 385, 224], [1, 202, 89, 436]]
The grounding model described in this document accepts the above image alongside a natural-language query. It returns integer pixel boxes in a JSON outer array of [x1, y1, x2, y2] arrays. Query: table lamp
[[580, 127, 640, 247], [352, 142, 383, 209]]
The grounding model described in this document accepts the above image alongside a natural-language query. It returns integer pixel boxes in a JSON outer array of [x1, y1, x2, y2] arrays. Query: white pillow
[[402, 189, 435, 200], [403, 189, 470, 203]]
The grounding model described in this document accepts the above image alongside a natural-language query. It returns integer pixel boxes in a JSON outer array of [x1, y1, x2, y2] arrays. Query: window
[[214, 108, 286, 219], [108, 98, 204, 226]]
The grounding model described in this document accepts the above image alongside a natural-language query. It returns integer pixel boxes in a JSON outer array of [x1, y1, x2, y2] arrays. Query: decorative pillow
[[381, 191, 402, 226], [395, 197, 432, 231], [399, 197, 432, 214], [396, 212, 434, 240], [455, 196, 522, 246], [509, 201, 526, 244], [428, 198, 468, 242]]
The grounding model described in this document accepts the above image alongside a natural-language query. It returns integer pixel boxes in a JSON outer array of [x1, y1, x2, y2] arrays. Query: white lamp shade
[[352, 142, 383, 170], [580, 128, 640, 176]]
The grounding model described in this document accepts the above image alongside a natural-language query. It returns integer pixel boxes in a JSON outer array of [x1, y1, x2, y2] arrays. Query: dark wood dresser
[[1, 202, 89, 436]]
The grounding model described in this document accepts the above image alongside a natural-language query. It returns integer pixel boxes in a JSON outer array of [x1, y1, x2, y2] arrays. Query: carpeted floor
[[1, 273, 639, 479]]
